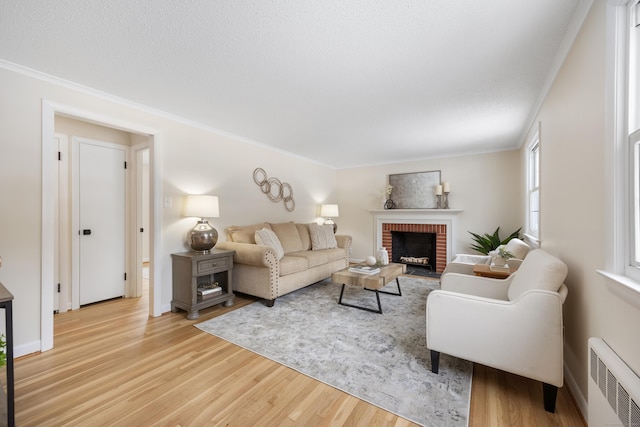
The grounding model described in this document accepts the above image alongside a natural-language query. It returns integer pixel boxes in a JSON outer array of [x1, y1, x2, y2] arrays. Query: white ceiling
[[0, 0, 588, 168]]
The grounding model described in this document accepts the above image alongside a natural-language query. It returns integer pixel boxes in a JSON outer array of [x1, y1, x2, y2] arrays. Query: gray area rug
[[196, 276, 472, 426]]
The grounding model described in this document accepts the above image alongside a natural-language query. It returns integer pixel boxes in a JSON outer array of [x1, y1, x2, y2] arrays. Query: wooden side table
[[472, 263, 514, 279], [171, 249, 235, 320]]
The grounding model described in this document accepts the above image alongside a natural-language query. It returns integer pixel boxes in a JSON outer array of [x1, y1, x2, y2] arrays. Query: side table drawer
[[197, 256, 230, 274]]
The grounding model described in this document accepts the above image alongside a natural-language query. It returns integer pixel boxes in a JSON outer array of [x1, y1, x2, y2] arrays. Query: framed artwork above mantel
[[388, 170, 441, 209]]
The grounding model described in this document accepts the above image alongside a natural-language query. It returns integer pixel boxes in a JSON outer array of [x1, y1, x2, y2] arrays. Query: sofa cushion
[[279, 255, 309, 276], [296, 223, 312, 251], [228, 223, 270, 244], [254, 228, 285, 259], [288, 248, 345, 268], [309, 223, 337, 250], [270, 222, 304, 254], [507, 249, 568, 301]]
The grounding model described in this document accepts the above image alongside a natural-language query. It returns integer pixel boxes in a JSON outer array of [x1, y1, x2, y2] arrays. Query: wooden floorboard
[[13, 275, 586, 426]]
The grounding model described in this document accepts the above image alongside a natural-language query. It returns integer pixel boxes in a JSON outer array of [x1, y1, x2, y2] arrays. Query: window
[[600, 0, 640, 299], [628, 2, 640, 279], [526, 129, 540, 241], [617, 0, 640, 281], [632, 130, 640, 270]]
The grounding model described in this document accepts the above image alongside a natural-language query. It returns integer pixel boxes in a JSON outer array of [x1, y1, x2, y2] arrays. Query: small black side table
[[0, 283, 14, 427]]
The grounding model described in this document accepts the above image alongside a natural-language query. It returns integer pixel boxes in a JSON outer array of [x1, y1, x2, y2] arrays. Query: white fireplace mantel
[[369, 209, 463, 262], [369, 209, 463, 215]]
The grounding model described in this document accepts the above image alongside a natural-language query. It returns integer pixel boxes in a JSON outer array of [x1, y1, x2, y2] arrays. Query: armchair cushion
[[504, 238, 530, 260], [507, 249, 568, 301]]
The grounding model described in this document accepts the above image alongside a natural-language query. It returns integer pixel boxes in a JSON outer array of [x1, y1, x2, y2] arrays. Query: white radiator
[[588, 338, 640, 426]]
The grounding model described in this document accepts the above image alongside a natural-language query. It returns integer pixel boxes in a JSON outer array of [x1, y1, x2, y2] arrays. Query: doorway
[[133, 145, 151, 299], [41, 101, 162, 352]]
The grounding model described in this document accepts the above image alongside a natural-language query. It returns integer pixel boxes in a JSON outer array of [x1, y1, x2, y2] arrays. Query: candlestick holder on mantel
[[436, 194, 443, 209], [435, 181, 451, 209]]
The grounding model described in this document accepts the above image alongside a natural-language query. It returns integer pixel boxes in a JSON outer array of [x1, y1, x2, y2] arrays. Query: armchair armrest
[[507, 258, 524, 270], [440, 272, 514, 300], [426, 289, 565, 386], [450, 254, 491, 265], [441, 262, 477, 276], [216, 241, 279, 267]]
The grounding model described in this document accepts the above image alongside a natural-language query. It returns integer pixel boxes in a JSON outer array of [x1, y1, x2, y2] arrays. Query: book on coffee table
[[348, 265, 380, 275]]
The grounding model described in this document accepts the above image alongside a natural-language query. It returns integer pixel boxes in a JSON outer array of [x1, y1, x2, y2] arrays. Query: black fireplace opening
[[391, 231, 439, 277]]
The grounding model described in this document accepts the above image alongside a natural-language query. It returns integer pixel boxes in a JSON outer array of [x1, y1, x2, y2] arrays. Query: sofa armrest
[[335, 235, 352, 250], [216, 241, 279, 267]]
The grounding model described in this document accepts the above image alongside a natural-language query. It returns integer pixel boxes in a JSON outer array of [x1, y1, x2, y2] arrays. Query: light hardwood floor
[[14, 275, 586, 426]]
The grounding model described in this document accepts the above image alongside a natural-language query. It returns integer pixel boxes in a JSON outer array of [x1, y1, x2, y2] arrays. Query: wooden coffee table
[[331, 263, 406, 314]]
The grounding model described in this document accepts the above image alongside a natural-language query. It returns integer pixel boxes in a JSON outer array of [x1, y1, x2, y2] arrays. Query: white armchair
[[426, 249, 568, 412], [442, 237, 530, 276]]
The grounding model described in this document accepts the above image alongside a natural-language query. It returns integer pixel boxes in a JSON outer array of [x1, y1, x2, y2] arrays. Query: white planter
[[492, 256, 507, 267]]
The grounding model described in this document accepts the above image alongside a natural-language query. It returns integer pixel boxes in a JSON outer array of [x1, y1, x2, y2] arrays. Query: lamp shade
[[184, 195, 219, 218], [320, 204, 339, 218]]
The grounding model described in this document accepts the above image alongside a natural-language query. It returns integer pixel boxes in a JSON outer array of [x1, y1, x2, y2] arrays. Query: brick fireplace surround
[[371, 209, 462, 275], [382, 223, 447, 273]]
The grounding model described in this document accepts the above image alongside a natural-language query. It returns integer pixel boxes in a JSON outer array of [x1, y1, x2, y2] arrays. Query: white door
[[78, 141, 126, 305]]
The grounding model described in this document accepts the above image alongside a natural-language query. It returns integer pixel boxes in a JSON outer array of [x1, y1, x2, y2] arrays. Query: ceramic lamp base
[[189, 220, 218, 253]]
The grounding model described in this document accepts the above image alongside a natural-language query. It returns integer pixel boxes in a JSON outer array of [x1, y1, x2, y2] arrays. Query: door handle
[[82, 229, 92, 235]]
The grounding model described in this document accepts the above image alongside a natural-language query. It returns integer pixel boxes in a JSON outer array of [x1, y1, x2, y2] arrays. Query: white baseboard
[[160, 303, 172, 315], [14, 340, 43, 358], [564, 345, 588, 422]]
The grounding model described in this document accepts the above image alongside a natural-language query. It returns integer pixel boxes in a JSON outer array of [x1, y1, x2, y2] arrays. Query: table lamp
[[320, 204, 339, 233], [184, 195, 219, 253]]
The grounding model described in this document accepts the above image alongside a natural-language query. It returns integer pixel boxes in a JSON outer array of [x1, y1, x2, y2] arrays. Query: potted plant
[[468, 227, 522, 255]]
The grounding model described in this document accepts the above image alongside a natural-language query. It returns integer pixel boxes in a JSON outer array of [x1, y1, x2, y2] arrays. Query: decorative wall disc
[[253, 168, 295, 211]]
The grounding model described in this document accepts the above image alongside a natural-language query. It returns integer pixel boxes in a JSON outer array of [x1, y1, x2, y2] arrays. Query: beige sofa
[[216, 222, 352, 306]]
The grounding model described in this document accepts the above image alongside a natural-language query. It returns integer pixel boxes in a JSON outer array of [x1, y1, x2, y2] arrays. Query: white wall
[[522, 0, 640, 410], [336, 150, 524, 262], [0, 66, 337, 354]]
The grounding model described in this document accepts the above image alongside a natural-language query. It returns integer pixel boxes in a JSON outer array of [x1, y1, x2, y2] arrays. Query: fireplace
[[372, 208, 461, 274], [391, 231, 437, 272], [382, 223, 448, 273]]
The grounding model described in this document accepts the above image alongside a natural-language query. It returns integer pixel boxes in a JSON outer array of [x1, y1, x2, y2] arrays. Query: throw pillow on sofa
[[255, 228, 285, 259], [309, 223, 338, 250]]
